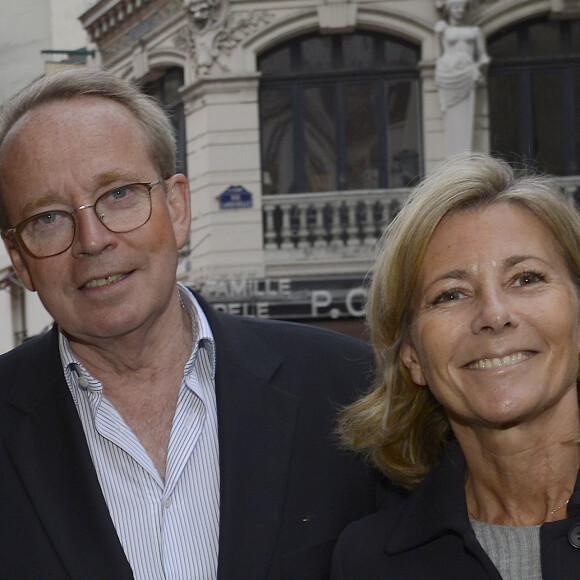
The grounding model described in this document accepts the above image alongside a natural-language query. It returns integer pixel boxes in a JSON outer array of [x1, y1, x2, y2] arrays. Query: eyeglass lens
[[15, 182, 154, 258]]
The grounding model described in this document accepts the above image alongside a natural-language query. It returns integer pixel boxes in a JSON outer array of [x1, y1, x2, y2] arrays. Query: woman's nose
[[471, 287, 518, 334]]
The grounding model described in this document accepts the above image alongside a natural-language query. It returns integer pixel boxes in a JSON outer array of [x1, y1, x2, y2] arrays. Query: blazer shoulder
[[0, 327, 58, 373], [0, 327, 61, 415]]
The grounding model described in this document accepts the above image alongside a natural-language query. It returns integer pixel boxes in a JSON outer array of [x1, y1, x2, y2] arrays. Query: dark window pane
[[343, 34, 377, 70], [383, 39, 420, 67], [303, 86, 337, 191], [260, 88, 294, 194], [163, 68, 183, 106], [345, 83, 378, 188], [386, 81, 421, 187], [528, 21, 561, 57], [487, 30, 518, 59], [489, 75, 520, 162], [300, 36, 333, 73], [142, 67, 186, 174], [532, 72, 565, 173], [572, 21, 580, 55], [259, 45, 292, 76]]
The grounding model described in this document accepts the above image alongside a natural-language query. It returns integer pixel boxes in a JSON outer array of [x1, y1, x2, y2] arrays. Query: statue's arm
[[475, 27, 490, 67]]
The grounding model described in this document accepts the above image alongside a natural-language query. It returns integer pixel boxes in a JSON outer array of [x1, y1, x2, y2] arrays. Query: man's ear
[[164, 174, 191, 250], [2, 233, 36, 292], [400, 340, 427, 386]]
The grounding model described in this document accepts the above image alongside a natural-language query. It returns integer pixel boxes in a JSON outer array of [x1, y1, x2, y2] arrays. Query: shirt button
[[78, 376, 90, 389], [568, 524, 580, 548], [164, 498, 172, 509]]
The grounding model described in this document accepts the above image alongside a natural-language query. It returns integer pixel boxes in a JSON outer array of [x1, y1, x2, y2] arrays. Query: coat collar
[[384, 441, 474, 554], [384, 439, 580, 556]]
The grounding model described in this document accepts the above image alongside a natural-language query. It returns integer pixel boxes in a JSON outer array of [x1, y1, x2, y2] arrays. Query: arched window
[[142, 67, 187, 175], [488, 17, 580, 175], [258, 31, 422, 195]]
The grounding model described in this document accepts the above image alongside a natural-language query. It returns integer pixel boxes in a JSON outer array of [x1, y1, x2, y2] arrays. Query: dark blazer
[[332, 442, 580, 579], [0, 291, 383, 580]]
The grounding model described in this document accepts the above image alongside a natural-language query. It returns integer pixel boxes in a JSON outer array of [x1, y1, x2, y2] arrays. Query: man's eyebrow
[[19, 170, 140, 217], [93, 169, 140, 188], [20, 193, 64, 216]]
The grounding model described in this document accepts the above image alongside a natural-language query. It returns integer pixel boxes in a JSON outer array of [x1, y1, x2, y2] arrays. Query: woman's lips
[[466, 351, 535, 370]]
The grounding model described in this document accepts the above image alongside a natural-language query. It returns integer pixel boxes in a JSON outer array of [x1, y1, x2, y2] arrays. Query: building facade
[[1, 0, 579, 348]]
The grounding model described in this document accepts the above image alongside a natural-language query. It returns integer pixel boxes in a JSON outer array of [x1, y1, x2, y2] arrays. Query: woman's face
[[401, 203, 580, 430]]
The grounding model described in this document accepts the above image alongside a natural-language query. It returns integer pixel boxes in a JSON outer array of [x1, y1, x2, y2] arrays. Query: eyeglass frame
[[4, 179, 164, 259]]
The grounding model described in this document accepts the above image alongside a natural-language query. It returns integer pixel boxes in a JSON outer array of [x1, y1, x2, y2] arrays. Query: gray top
[[470, 519, 542, 579]]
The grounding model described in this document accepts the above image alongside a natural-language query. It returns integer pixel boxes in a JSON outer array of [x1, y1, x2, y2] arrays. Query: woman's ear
[[400, 340, 427, 386]]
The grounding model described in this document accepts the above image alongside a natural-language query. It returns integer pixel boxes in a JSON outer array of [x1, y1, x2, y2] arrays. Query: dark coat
[[0, 291, 385, 580], [332, 442, 580, 579]]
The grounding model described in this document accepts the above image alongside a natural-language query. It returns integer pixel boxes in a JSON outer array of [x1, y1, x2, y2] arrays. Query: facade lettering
[[204, 277, 367, 321]]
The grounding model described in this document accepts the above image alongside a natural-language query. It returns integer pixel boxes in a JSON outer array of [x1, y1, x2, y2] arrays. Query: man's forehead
[[8, 96, 136, 138], [0, 97, 149, 197], [0, 96, 144, 170]]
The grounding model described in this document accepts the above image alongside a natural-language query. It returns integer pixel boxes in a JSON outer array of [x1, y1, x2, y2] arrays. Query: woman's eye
[[514, 271, 545, 287], [433, 289, 466, 304]]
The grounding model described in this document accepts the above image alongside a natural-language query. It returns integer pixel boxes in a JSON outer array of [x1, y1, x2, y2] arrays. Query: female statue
[[434, 0, 490, 153]]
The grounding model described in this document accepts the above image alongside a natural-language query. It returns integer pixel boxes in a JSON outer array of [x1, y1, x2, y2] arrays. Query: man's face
[[0, 96, 190, 345]]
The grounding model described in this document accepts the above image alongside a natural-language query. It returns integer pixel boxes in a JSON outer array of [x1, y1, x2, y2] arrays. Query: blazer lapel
[[200, 302, 300, 580], [3, 329, 133, 579]]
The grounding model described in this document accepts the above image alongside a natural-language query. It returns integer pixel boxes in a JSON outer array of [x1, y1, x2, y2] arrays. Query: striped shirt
[[59, 283, 220, 579]]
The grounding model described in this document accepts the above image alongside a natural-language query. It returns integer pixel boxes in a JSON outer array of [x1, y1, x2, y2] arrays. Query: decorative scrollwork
[[175, 8, 275, 76]]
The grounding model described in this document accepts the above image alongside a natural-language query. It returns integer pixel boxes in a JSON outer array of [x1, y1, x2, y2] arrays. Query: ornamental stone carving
[[183, 0, 227, 35], [176, 5, 275, 77]]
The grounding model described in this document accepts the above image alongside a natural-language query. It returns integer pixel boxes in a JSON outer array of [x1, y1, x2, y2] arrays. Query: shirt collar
[[58, 283, 216, 400], [178, 282, 216, 379]]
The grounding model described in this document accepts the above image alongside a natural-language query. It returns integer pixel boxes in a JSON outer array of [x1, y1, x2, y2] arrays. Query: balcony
[[262, 188, 411, 276], [262, 176, 580, 276]]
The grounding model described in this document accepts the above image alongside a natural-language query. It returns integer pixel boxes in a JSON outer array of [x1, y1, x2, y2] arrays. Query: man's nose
[[70, 205, 117, 257]]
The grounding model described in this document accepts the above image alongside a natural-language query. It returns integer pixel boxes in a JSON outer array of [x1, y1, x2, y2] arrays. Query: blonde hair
[[338, 152, 580, 490]]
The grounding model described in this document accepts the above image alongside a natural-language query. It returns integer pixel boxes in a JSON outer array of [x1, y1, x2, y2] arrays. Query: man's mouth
[[82, 273, 128, 289], [466, 351, 534, 370]]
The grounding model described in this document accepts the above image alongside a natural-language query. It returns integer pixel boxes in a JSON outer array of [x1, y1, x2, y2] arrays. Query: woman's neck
[[454, 405, 580, 526]]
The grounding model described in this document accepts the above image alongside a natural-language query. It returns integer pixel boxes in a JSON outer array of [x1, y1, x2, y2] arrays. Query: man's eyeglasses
[[5, 180, 164, 258]]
